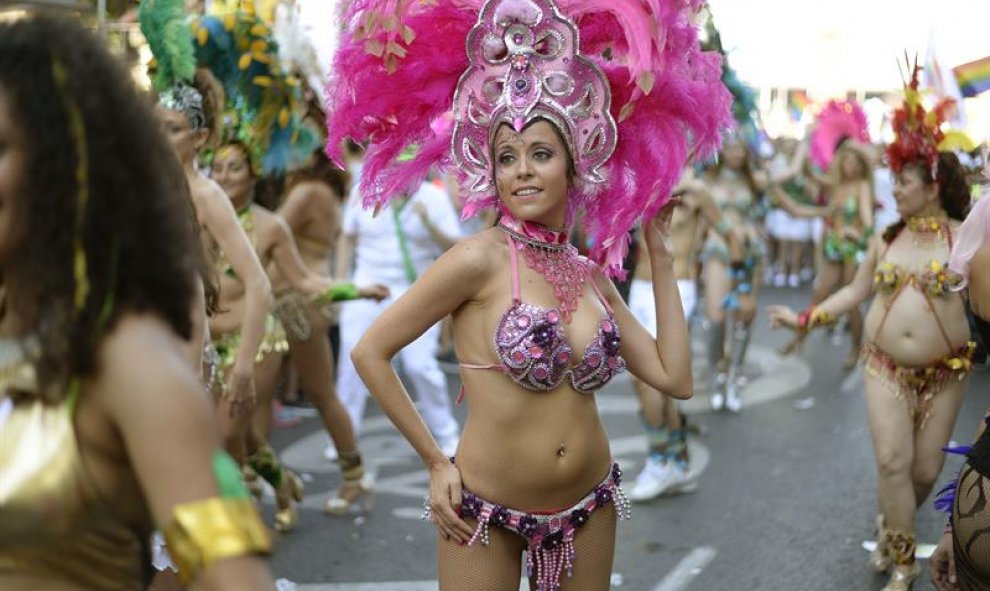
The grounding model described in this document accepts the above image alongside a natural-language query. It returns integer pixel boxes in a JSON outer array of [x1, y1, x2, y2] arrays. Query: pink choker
[[498, 215, 588, 323]]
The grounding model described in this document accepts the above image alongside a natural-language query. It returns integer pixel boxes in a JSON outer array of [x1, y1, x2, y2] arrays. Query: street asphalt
[[264, 284, 990, 591]]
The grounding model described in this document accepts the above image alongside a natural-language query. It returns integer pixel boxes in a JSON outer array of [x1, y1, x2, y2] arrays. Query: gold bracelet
[[809, 308, 834, 328], [164, 497, 272, 584]]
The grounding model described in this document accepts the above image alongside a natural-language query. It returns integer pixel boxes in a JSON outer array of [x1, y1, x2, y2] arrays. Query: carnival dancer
[[701, 137, 780, 412], [0, 14, 273, 590], [769, 65, 974, 591], [211, 140, 388, 527], [145, 20, 273, 459], [327, 0, 731, 586], [776, 113, 876, 368], [629, 171, 742, 501]]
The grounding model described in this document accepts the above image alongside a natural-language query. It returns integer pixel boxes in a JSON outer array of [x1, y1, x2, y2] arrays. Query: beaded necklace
[[498, 214, 588, 323], [906, 214, 951, 249]]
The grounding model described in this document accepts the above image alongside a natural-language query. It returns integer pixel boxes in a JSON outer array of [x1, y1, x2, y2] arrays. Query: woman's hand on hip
[[428, 460, 474, 544]]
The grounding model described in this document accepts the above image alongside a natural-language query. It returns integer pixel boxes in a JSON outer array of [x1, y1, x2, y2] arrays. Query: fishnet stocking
[[438, 517, 526, 591], [438, 505, 618, 591], [953, 463, 990, 590], [550, 503, 616, 591]]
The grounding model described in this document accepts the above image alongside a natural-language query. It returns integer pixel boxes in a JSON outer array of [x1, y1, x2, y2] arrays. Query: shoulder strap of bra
[[505, 233, 521, 303], [587, 263, 614, 314]]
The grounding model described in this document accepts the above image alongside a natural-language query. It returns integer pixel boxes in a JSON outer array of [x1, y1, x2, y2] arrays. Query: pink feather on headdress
[[809, 99, 870, 170], [326, 0, 732, 276]]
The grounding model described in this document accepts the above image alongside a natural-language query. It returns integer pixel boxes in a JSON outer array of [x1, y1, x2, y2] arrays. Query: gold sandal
[[325, 451, 374, 516], [274, 469, 304, 532]]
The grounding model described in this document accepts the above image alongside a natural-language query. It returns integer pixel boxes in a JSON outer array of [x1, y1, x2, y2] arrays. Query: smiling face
[[0, 88, 28, 265], [211, 143, 254, 206], [493, 119, 572, 228], [892, 165, 939, 217]]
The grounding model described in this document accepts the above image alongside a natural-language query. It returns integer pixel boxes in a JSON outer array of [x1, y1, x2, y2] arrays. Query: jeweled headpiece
[[327, 0, 732, 275], [159, 82, 206, 130], [139, 0, 202, 126], [451, 0, 616, 195]]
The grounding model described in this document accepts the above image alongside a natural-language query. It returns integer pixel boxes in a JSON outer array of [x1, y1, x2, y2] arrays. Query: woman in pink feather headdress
[[774, 102, 876, 368], [327, 0, 731, 586]]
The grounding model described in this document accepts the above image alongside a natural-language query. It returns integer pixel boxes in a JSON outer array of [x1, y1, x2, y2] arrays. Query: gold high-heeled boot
[[870, 514, 891, 573], [325, 451, 373, 516], [881, 528, 920, 591]]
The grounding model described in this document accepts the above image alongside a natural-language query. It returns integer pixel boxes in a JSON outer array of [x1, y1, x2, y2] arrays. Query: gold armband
[[164, 497, 272, 584]]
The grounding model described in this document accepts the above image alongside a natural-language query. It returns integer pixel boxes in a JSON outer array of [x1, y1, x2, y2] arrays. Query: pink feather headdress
[[326, 0, 732, 276], [809, 99, 870, 171]]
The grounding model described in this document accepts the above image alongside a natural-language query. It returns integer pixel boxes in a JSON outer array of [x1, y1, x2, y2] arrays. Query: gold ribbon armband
[[164, 497, 272, 584]]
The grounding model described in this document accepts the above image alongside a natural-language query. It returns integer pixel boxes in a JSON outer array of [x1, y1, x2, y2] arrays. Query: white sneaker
[[629, 459, 675, 502], [788, 274, 800, 288], [323, 442, 338, 462], [665, 463, 698, 494], [725, 384, 743, 413], [710, 373, 727, 411], [773, 273, 786, 288]]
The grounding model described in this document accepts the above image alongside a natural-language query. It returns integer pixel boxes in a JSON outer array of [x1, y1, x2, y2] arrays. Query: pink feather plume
[[809, 99, 870, 170], [326, 0, 732, 276]]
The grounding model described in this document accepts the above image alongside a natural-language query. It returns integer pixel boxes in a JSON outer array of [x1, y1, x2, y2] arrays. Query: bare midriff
[[450, 232, 615, 511], [455, 371, 612, 511], [864, 286, 969, 365]]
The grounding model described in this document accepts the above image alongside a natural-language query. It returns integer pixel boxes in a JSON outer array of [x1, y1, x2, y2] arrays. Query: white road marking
[[295, 547, 718, 591], [652, 546, 718, 591]]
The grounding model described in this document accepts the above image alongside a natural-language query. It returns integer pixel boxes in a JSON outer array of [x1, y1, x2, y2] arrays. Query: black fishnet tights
[[953, 463, 990, 590]]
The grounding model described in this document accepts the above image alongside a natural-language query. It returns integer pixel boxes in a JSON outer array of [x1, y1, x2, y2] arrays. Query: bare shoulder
[[191, 175, 235, 220], [439, 228, 503, 277], [286, 180, 333, 204], [94, 314, 204, 410]]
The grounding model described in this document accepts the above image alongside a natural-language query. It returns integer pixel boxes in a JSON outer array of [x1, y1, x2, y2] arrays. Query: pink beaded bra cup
[[459, 216, 626, 394]]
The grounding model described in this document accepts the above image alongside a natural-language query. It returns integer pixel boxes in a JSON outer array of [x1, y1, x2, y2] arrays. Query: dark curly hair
[[0, 16, 208, 400], [882, 152, 972, 243]]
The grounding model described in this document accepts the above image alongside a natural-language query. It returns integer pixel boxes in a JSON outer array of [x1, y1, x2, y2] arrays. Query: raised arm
[[766, 141, 809, 186], [603, 208, 692, 398]]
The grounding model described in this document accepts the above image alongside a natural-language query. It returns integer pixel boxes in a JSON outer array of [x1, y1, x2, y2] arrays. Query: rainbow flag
[[788, 89, 813, 122], [954, 56, 990, 98]]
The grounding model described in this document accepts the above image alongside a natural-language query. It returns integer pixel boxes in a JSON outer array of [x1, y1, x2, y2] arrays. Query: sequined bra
[[873, 224, 962, 298], [459, 234, 626, 394], [873, 259, 964, 298]]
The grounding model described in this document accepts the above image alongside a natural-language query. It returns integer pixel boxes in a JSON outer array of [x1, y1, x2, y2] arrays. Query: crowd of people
[[1, 1, 989, 591]]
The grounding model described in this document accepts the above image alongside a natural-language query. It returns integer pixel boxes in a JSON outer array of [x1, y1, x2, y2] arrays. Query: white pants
[[629, 278, 697, 338], [337, 292, 459, 441]]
